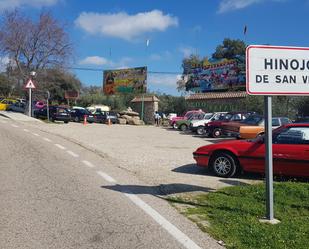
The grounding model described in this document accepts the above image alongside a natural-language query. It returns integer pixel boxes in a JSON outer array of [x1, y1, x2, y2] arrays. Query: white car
[[190, 112, 227, 135]]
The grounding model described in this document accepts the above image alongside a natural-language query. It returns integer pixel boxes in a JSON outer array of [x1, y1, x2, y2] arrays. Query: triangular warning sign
[[25, 79, 36, 89]]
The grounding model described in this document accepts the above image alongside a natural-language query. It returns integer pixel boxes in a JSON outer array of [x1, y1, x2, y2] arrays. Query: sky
[[1, 0, 309, 95]]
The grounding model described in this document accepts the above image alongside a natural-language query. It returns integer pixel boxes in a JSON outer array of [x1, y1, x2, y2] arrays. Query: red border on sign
[[246, 45, 309, 95]]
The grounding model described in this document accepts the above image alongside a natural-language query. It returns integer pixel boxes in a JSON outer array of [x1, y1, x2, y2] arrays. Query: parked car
[[70, 108, 95, 123], [0, 98, 17, 111], [238, 117, 292, 139], [170, 110, 203, 129], [7, 101, 26, 113], [35, 101, 46, 109], [205, 111, 255, 138], [193, 123, 309, 178], [175, 111, 206, 131], [94, 111, 118, 124], [34, 106, 71, 123], [190, 112, 227, 135]]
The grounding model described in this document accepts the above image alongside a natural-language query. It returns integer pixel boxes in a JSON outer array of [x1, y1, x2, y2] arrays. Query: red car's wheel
[[210, 152, 238, 177], [212, 128, 222, 138]]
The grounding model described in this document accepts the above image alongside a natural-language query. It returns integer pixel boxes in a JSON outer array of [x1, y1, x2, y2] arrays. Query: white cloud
[[149, 51, 172, 61], [0, 0, 59, 10], [79, 56, 110, 66], [0, 56, 10, 72], [218, 0, 285, 13], [79, 56, 133, 69], [148, 74, 181, 88], [179, 46, 196, 58], [75, 10, 178, 41]]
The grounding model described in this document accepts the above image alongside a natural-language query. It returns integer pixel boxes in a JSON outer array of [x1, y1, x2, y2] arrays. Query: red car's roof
[[285, 123, 309, 127]]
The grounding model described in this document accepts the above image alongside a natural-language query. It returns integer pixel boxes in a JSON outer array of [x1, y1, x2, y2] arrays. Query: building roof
[[131, 96, 160, 103], [185, 91, 247, 101]]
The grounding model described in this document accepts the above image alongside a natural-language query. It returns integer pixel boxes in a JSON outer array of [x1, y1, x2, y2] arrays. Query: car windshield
[[204, 113, 214, 119], [242, 115, 263, 125]]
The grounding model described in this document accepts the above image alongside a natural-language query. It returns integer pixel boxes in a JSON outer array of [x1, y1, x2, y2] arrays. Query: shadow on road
[[172, 163, 210, 176], [101, 183, 214, 196]]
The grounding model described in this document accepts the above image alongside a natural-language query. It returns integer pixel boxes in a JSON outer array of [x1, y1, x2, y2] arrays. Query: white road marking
[[82, 160, 95, 168], [32, 133, 39, 136], [66, 150, 79, 158], [54, 144, 66, 150], [124, 192, 202, 249], [96, 171, 117, 183], [23, 129, 29, 132], [11, 124, 19, 128], [43, 137, 52, 142]]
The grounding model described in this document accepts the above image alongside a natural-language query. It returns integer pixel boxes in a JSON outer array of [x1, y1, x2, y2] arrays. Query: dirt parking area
[[31, 122, 259, 194]]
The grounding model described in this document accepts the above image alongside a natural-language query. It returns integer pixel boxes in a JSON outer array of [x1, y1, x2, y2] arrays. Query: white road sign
[[25, 79, 36, 89], [246, 45, 309, 95]]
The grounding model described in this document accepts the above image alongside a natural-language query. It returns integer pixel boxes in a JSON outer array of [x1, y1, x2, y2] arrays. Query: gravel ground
[[29, 122, 259, 194]]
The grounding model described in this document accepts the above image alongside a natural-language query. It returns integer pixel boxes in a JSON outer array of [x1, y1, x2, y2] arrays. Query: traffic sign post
[[25, 79, 36, 117], [247, 45, 309, 224]]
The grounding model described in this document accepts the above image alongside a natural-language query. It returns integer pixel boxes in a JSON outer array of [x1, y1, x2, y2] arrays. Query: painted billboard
[[184, 56, 246, 92], [103, 67, 147, 95]]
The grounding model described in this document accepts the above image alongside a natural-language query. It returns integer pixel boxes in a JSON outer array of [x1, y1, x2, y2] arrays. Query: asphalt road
[[0, 117, 222, 249]]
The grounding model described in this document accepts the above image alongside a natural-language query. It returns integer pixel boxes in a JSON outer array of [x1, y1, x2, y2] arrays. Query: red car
[[170, 110, 203, 129], [193, 123, 309, 178]]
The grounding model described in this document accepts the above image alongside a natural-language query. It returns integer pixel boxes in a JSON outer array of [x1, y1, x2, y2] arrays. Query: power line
[[65, 66, 182, 75]]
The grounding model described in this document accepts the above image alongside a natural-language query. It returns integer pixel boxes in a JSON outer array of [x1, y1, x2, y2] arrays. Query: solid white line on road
[[32, 133, 39, 136], [66, 150, 79, 158], [124, 192, 202, 249], [54, 144, 66, 150], [23, 129, 29, 132], [82, 160, 95, 168], [96, 171, 117, 183], [11, 124, 19, 128], [43, 137, 52, 142]]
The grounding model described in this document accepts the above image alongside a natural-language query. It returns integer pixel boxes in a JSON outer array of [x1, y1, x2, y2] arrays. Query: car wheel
[[210, 152, 238, 178], [180, 124, 187, 131], [212, 128, 222, 138], [64, 121, 68, 124], [74, 116, 79, 122], [172, 123, 177, 129], [196, 126, 205, 135]]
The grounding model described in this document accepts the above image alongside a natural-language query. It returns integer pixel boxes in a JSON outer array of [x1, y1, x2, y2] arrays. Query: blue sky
[[1, 0, 309, 95]]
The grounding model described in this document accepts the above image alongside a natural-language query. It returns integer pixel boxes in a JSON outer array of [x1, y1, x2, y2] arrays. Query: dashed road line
[[11, 124, 19, 128], [66, 150, 79, 158], [43, 137, 52, 142], [124, 192, 202, 249], [54, 144, 66, 150], [23, 129, 29, 132], [82, 160, 95, 168], [96, 171, 117, 183]]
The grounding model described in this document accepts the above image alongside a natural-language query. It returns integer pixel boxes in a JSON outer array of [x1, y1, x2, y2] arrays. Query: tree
[[0, 10, 72, 79], [0, 73, 11, 96], [212, 38, 246, 59], [37, 69, 81, 103], [177, 55, 201, 91]]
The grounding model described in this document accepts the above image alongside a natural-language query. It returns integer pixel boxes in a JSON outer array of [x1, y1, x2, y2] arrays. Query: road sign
[[246, 45, 309, 95], [25, 79, 36, 89]]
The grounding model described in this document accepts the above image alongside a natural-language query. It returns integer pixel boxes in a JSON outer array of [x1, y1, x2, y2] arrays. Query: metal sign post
[[28, 88, 32, 117], [46, 91, 50, 122], [25, 79, 36, 117], [264, 96, 274, 220]]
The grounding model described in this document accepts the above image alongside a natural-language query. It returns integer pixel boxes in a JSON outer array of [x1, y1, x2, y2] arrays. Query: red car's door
[[272, 126, 309, 177], [240, 126, 309, 177]]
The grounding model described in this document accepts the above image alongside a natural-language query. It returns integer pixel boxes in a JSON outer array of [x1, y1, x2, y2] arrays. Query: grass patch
[[168, 182, 309, 249]]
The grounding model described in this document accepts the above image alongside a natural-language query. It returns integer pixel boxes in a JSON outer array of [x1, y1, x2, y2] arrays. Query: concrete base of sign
[[259, 218, 281, 225]]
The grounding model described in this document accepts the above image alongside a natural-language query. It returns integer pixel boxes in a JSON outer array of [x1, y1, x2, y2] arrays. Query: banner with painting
[[103, 67, 147, 95]]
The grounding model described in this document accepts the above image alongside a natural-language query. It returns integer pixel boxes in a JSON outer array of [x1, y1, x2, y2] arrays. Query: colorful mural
[[103, 67, 147, 95], [184, 56, 246, 92]]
